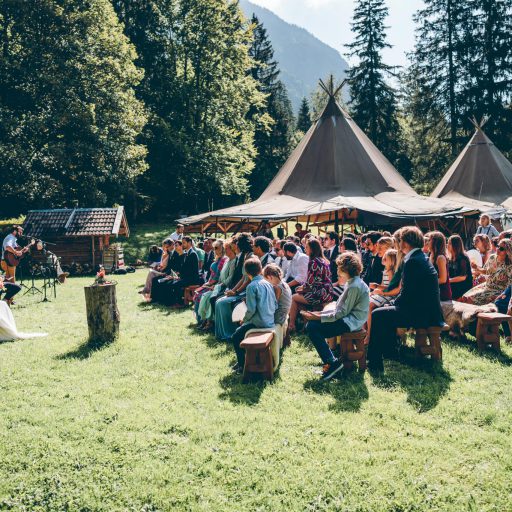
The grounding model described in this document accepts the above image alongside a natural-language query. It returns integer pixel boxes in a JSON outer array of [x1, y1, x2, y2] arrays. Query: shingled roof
[[23, 207, 129, 238]]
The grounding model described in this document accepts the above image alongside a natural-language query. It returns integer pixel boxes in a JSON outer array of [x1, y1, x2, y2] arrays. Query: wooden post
[[335, 210, 340, 234], [91, 236, 96, 269], [84, 283, 120, 343]]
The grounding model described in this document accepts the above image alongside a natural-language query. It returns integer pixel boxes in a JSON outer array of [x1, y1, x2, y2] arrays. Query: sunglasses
[[498, 246, 507, 252]]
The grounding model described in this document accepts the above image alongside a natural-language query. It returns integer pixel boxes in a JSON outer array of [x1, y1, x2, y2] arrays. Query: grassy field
[[1, 271, 512, 511]]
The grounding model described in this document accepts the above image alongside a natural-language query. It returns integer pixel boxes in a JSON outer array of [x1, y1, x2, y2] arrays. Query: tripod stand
[[22, 266, 43, 297]]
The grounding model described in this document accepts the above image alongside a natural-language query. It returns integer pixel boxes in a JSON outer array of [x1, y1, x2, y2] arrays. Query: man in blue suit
[[367, 226, 444, 372]]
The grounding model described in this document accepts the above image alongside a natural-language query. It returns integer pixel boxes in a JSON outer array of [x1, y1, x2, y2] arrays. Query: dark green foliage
[[0, 0, 147, 217], [247, 15, 294, 198], [345, 0, 410, 178], [463, 0, 512, 154], [296, 97, 312, 133], [113, 0, 263, 214]]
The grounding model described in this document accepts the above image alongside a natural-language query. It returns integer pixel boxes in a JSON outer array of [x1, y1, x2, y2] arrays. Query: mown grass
[[1, 272, 511, 511]]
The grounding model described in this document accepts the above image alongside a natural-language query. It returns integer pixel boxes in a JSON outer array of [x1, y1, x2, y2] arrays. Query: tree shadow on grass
[[303, 370, 369, 413], [370, 348, 453, 413], [137, 301, 187, 316], [56, 336, 115, 360], [443, 334, 512, 366]]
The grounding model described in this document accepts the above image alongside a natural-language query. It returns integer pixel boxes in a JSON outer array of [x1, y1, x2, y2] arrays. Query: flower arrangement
[[93, 266, 115, 286]]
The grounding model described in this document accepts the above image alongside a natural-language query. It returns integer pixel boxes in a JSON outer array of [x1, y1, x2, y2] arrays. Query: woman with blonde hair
[[429, 231, 452, 301], [461, 238, 512, 305], [476, 214, 500, 238]]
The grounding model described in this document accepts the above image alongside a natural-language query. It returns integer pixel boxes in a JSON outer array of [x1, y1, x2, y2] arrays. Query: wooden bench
[[335, 330, 367, 372], [240, 332, 274, 383], [183, 285, 201, 305], [476, 312, 512, 351], [398, 324, 449, 361]]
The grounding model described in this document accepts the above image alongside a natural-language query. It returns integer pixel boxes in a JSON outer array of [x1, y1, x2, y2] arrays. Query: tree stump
[[84, 283, 120, 343]]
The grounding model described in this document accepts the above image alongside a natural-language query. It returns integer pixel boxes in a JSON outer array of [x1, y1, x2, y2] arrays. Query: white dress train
[[0, 301, 48, 341]]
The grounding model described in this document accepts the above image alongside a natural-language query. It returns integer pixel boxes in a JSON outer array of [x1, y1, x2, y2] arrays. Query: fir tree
[[345, 0, 407, 174], [412, 0, 472, 155], [464, 0, 512, 153], [0, 0, 147, 216], [296, 98, 311, 133], [247, 15, 294, 198]]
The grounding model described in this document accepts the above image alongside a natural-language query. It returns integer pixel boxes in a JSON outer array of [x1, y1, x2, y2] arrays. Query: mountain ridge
[[239, 0, 348, 113]]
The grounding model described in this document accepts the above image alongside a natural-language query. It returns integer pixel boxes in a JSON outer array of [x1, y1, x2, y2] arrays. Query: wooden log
[[84, 283, 120, 343]]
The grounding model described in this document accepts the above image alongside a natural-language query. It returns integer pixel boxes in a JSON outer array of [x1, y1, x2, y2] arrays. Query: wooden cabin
[[22, 207, 129, 268]]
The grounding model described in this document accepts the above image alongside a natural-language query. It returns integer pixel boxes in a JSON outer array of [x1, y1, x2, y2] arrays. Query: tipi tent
[[431, 119, 512, 216], [181, 83, 475, 231]]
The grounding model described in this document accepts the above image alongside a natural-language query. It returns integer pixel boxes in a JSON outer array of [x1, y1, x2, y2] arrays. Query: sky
[[249, 0, 424, 68]]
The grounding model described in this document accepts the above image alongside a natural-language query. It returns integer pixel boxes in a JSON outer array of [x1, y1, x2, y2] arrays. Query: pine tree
[[113, 0, 264, 213], [247, 15, 294, 198], [345, 0, 407, 174], [296, 98, 311, 133], [0, 0, 147, 217], [412, 0, 472, 156], [464, 0, 512, 153]]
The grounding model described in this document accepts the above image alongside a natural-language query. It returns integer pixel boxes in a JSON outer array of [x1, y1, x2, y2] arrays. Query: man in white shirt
[[1, 225, 24, 283], [169, 223, 185, 241], [283, 242, 308, 292]]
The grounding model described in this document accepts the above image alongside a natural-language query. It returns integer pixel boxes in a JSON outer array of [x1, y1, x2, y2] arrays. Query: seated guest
[[289, 238, 333, 333], [447, 235, 473, 300], [367, 237, 393, 290], [148, 240, 184, 301], [198, 240, 237, 331], [193, 240, 228, 323], [476, 213, 500, 238], [340, 237, 358, 254], [263, 264, 292, 327], [169, 223, 184, 241], [294, 223, 308, 240], [215, 233, 254, 341], [323, 231, 340, 284], [361, 231, 383, 286], [461, 239, 512, 305], [151, 237, 200, 306], [253, 236, 275, 266], [202, 238, 215, 280], [273, 240, 290, 275], [256, 220, 274, 240], [147, 245, 163, 268], [195, 240, 205, 272], [230, 258, 278, 373], [367, 226, 444, 372], [422, 232, 432, 255], [429, 231, 452, 301], [303, 252, 370, 381], [365, 249, 399, 344], [494, 285, 512, 342], [471, 234, 493, 275], [0, 274, 21, 307], [141, 239, 175, 297], [283, 242, 309, 293]]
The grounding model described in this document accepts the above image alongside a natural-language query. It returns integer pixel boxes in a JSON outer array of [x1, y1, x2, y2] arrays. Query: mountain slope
[[239, 0, 348, 113]]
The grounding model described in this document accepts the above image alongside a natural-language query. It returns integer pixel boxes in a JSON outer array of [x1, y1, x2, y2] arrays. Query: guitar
[[4, 238, 37, 267]]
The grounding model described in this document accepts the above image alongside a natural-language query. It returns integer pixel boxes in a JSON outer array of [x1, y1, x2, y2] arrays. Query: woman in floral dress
[[288, 238, 333, 332], [461, 239, 512, 305]]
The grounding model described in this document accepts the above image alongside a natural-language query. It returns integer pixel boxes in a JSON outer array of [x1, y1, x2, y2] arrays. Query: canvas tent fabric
[[431, 124, 512, 215], [181, 95, 474, 227]]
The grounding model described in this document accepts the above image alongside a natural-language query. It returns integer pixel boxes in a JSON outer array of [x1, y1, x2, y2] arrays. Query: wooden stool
[[414, 325, 448, 361], [240, 332, 274, 383], [183, 285, 201, 305], [336, 330, 367, 371], [476, 312, 511, 351]]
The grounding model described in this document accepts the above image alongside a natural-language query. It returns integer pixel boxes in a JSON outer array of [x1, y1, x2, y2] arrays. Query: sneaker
[[320, 360, 343, 381]]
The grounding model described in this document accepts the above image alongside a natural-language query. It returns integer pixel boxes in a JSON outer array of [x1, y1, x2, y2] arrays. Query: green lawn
[[1, 272, 511, 511]]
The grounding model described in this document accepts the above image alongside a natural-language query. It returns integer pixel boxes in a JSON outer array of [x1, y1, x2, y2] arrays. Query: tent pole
[[306, 216, 311, 233], [335, 210, 339, 234]]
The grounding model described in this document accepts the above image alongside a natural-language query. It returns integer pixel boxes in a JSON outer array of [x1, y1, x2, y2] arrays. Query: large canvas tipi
[[181, 83, 474, 230], [431, 119, 512, 215]]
